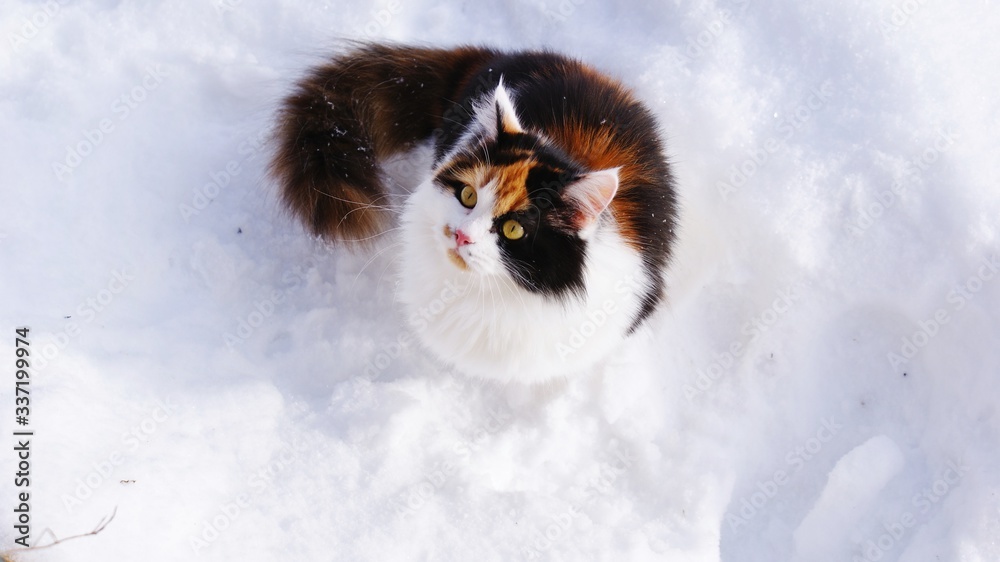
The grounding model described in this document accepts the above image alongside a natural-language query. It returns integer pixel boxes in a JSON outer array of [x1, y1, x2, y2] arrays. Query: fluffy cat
[[271, 44, 678, 383]]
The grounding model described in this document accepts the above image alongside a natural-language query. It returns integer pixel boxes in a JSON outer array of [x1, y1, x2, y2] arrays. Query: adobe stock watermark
[[381, 147, 431, 194], [33, 268, 137, 371], [519, 442, 634, 559], [348, 1, 402, 38], [718, 81, 835, 202], [52, 64, 169, 181], [887, 254, 999, 370], [7, 0, 68, 53], [727, 416, 843, 534], [672, 0, 750, 65], [879, 0, 928, 39], [362, 277, 465, 380], [179, 125, 272, 221], [845, 128, 957, 236], [223, 261, 314, 348], [215, 0, 243, 15], [556, 267, 645, 359], [390, 405, 512, 518], [539, 0, 585, 23], [851, 458, 969, 561], [60, 396, 179, 513], [190, 433, 316, 554], [684, 282, 803, 402]]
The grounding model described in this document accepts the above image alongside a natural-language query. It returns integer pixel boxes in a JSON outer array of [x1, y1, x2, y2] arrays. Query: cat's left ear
[[493, 80, 524, 137], [564, 167, 620, 238]]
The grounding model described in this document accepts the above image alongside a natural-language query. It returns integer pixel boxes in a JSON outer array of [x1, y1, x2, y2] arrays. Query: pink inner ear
[[566, 168, 620, 229]]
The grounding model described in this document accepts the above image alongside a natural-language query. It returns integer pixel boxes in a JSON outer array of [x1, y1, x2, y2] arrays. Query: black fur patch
[[495, 206, 588, 298]]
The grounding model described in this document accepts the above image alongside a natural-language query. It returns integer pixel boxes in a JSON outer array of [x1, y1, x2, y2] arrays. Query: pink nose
[[454, 228, 473, 246]]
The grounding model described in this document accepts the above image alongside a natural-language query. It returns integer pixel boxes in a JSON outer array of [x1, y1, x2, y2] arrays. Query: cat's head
[[411, 81, 620, 298]]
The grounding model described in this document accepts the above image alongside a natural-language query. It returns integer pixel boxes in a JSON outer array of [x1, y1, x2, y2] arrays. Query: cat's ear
[[493, 80, 524, 137], [564, 167, 620, 238]]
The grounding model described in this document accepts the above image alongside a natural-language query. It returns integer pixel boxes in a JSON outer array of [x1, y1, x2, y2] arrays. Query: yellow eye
[[502, 219, 524, 240], [459, 185, 477, 208]]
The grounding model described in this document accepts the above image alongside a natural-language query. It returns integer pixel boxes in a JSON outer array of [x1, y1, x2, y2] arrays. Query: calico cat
[[271, 44, 678, 383]]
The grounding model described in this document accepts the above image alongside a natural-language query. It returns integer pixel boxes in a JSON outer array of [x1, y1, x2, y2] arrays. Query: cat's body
[[272, 44, 677, 383]]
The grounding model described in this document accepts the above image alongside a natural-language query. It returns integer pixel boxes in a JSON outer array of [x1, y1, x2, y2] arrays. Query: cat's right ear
[[564, 167, 619, 239]]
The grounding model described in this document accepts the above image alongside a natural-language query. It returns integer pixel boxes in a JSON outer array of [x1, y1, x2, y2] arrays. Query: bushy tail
[[270, 43, 495, 245]]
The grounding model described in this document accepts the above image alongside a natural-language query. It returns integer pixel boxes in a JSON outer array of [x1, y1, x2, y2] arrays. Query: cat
[[271, 44, 678, 383]]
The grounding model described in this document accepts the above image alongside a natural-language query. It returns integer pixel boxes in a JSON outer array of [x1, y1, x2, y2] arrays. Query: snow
[[1, 0, 998, 560]]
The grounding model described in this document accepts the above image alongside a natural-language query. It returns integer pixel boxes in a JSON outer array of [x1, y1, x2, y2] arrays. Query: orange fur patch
[[550, 120, 657, 252], [447, 248, 468, 270], [491, 161, 532, 216]]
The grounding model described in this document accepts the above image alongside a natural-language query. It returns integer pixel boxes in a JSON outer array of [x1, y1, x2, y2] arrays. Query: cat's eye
[[459, 185, 477, 208], [502, 219, 524, 240]]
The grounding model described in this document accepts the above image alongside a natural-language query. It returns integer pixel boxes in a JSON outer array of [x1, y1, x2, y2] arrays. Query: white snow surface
[[2, 1, 999, 561]]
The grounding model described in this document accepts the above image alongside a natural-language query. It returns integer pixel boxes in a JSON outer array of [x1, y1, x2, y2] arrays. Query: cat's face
[[411, 83, 620, 298], [398, 82, 651, 382]]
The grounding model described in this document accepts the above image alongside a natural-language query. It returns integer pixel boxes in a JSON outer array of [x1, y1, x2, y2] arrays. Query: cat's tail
[[270, 43, 496, 245]]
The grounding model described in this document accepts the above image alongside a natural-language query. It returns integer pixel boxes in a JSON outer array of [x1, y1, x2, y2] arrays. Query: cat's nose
[[454, 228, 473, 246]]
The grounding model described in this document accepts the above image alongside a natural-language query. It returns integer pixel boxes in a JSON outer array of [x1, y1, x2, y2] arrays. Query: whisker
[[309, 187, 399, 213], [335, 192, 405, 227], [352, 240, 404, 289], [342, 225, 407, 244], [495, 268, 530, 312], [375, 249, 400, 294]]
